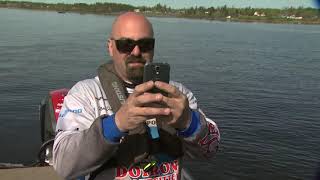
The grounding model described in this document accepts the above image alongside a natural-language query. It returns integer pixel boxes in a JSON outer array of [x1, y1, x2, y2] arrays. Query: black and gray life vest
[[89, 62, 184, 179]]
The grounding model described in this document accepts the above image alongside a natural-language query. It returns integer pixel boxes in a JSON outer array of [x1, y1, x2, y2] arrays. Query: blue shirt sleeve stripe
[[101, 114, 127, 143], [177, 110, 201, 138]]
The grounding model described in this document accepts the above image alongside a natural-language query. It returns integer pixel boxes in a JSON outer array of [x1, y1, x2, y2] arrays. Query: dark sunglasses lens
[[115, 38, 155, 53], [138, 39, 155, 52], [115, 39, 135, 53]]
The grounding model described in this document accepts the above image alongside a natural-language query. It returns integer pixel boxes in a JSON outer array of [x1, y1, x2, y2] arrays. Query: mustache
[[125, 56, 147, 65]]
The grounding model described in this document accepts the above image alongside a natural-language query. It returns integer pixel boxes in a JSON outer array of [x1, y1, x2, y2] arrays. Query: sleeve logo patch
[[59, 108, 82, 118], [198, 123, 220, 154]]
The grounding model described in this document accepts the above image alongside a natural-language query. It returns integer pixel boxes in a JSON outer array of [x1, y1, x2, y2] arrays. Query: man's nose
[[131, 45, 141, 56]]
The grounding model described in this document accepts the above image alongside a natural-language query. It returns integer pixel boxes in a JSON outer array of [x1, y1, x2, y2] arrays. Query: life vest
[[89, 62, 184, 179]]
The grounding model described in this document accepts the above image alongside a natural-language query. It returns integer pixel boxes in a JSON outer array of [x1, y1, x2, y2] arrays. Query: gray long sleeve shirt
[[53, 76, 220, 180]]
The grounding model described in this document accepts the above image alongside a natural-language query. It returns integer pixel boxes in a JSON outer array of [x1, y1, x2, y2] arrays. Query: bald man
[[53, 12, 220, 180]]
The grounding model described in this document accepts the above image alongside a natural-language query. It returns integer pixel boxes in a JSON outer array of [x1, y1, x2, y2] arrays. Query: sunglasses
[[111, 38, 155, 54]]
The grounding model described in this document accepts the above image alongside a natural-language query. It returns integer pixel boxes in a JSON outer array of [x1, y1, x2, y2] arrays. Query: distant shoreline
[[1, 1, 320, 25]]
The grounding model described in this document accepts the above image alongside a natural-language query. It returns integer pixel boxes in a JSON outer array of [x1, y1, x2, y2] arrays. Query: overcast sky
[[5, 0, 318, 9]]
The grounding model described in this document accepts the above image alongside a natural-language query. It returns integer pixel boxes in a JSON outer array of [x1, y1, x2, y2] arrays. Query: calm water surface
[[0, 8, 320, 180]]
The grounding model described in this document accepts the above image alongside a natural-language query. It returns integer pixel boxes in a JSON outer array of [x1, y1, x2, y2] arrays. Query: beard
[[125, 55, 147, 84]]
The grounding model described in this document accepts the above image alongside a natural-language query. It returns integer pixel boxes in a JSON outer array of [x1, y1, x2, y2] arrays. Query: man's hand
[[115, 81, 171, 132], [155, 81, 192, 130]]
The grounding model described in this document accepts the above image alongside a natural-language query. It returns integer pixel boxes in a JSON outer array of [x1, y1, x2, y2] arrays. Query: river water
[[0, 8, 320, 179]]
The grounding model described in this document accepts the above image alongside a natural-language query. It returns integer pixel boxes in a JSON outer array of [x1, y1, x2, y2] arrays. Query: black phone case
[[143, 63, 170, 94]]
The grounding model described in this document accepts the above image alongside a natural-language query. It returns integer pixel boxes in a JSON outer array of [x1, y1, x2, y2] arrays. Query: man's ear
[[107, 39, 113, 56]]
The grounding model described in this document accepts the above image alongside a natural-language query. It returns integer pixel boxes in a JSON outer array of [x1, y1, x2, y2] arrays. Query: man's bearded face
[[125, 55, 147, 84]]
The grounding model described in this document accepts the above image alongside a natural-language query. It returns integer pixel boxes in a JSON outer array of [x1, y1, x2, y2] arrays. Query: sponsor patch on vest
[[115, 160, 179, 180]]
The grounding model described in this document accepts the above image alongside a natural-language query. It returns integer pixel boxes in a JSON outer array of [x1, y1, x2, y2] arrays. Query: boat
[[39, 89, 70, 165], [0, 89, 69, 179], [0, 89, 69, 168]]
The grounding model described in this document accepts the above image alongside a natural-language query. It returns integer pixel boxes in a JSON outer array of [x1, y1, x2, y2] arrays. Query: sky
[[4, 0, 319, 9]]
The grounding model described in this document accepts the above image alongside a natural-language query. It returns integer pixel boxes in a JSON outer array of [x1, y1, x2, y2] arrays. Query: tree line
[[1, 1, 319, 22]]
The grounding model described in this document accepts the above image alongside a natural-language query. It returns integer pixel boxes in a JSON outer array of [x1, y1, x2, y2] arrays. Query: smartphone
[[143, 62, 170, 95], [143, 62, 170, 140]]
